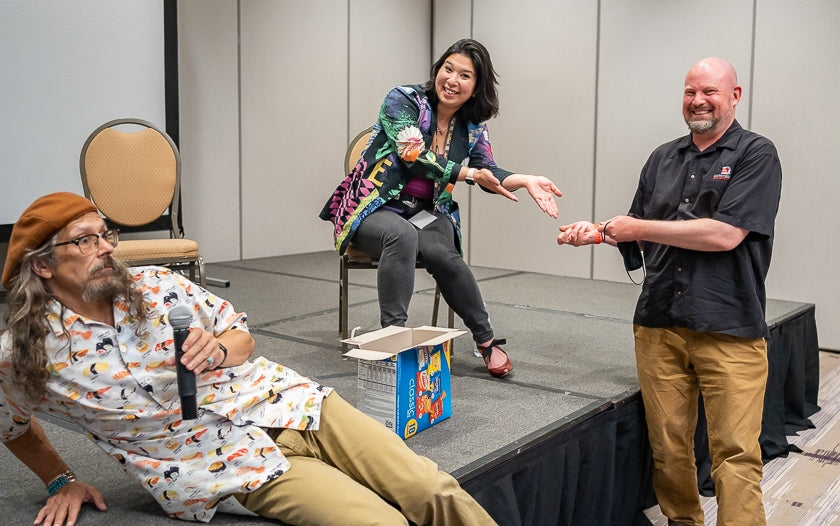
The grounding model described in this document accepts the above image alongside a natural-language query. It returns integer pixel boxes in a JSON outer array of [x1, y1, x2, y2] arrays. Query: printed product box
[[342, 325, 466, 439]]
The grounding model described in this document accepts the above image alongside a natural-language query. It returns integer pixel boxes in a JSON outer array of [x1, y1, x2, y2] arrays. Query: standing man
[[0, 192, 496, 526], [557, 57, 782, 526]]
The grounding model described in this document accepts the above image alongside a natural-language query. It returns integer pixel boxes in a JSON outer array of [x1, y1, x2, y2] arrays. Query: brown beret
[[2, 192, 98, 290]]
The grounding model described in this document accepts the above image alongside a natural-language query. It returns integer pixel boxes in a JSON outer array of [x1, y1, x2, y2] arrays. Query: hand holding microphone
[[169, 305, 198, 420]]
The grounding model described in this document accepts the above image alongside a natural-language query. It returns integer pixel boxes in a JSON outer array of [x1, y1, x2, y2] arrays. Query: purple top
[[402, 175, 434, 199]]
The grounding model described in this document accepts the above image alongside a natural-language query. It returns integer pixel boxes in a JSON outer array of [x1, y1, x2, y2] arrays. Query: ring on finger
[[207, 356, 214, 366]]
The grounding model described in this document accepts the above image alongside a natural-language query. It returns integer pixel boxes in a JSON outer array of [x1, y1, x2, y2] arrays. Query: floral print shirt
[[0, 267, 332, 522], [319, 84, 512, 255]]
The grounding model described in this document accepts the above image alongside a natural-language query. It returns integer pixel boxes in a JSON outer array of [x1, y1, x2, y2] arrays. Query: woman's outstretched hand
[[523, 175, 563, 218], [493, 173, 563, 218]]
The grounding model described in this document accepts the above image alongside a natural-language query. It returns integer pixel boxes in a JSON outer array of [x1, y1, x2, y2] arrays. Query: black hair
[[423, 38, 500, 124]]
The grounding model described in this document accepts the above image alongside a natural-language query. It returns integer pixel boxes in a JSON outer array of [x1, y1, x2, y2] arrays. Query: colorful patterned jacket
[[319, 84, 512, 255]]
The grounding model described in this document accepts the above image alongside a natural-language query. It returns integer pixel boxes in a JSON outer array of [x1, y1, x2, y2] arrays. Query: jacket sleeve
[[467, 122, 513, 191]]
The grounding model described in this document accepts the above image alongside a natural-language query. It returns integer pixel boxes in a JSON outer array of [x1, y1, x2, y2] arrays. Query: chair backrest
[[80, 118, 182, 237], [344, 126, 375, 174]]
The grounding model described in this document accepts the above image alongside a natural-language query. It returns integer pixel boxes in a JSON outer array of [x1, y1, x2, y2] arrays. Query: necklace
[[432, 118, 454, 156], [435, 116, 452, 136]]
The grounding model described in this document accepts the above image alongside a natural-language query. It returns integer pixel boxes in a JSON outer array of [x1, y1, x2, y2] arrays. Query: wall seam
[[748, 0, 757, 129], [590, 0, 602, 279], [237, 0, 244, 259], [467, 0, 474, 265], [430, 0, 435, 62], [347, 0, 352, 144]]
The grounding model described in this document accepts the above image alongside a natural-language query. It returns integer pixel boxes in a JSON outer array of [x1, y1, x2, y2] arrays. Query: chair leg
[[430, 284, 455, 327], [339, 256, 349, 342], [196, 256, 206, 288], [447, 300, 456, 354], [432, 284, 441, 326]]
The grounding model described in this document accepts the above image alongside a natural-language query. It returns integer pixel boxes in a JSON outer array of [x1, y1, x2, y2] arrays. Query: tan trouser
[[634, 326, 767, 526], [235, 392, 496, 526]]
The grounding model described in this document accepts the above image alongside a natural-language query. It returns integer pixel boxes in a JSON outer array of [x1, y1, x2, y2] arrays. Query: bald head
[[688, 57, 738, 87], [682, 57, 742, 147]]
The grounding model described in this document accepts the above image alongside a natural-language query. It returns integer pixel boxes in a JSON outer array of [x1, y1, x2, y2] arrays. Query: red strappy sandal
[[476, 338, 513, 378]]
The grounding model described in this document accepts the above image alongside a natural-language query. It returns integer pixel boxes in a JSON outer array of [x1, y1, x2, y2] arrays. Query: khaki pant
[[634, 326, 767, 526], [236, 392, 496, 526]]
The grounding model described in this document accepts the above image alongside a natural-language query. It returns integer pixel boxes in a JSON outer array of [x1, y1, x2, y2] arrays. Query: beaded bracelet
[[47, 469, 77, 496]]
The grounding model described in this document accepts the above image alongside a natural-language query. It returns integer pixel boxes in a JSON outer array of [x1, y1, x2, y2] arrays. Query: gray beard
[[687, 117, 716, 134], [82, 258, 134, 303]]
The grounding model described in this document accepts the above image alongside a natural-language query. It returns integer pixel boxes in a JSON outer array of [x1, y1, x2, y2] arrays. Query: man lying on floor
[[0, 192, 496, 526]]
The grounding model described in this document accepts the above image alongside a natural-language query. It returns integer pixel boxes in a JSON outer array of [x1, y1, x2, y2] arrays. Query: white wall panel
[[432, 0, 471, 58], [178, 0, 241, 263], [0, 0, 165, 224], [471, 0, 599, 276], [348, 1, 431, 138], [239, 0, 347, 258], [752, 0, 840, 350], [594, 0, 755, 283]]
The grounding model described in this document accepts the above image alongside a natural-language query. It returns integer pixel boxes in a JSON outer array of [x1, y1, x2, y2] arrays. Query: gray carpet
[[0, 251, 811, 525]]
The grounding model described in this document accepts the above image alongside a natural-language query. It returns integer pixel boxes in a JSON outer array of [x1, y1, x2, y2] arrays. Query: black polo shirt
[[627, 120, 782, 338]]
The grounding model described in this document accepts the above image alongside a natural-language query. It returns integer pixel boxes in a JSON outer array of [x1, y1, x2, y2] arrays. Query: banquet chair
[[339, 127, 455, 342], [79, 118, 205, 287]]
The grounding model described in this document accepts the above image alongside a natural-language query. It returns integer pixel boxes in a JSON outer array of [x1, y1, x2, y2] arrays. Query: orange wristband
[[593, 232, 603, 244]]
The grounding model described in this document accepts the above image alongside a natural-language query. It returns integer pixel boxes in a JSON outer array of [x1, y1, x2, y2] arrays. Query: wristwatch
[[465, 168, 476, 186]]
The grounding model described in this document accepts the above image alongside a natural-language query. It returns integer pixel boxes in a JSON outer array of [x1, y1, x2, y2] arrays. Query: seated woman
[[320, 38, 562, 378]]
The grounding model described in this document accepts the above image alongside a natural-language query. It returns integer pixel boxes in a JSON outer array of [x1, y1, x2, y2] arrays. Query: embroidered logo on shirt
[[713, 166, 732, 181]]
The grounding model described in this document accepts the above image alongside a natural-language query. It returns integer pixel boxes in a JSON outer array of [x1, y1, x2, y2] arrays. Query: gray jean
[[351, 208, 493, 344]]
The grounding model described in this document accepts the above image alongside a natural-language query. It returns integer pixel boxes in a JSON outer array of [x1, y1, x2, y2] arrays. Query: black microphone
[[169, 305, 198, 420]]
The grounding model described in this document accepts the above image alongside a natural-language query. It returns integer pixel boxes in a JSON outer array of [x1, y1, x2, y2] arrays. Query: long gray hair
[[3, 238, 149, 405]]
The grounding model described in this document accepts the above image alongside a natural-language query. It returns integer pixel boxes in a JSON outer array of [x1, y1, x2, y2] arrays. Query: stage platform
[[0, 251, 820, 525]]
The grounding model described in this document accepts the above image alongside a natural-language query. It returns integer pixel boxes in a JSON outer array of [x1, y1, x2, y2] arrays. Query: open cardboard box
[[343, 325, 466, 438]]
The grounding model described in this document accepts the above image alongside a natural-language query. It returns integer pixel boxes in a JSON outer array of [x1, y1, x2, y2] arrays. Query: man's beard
[[686, 116, 716, 134], [82, 257, 134, 303]]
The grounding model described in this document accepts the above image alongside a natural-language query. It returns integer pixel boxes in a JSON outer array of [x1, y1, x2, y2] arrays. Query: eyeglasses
[[54, 229, 119, 255]]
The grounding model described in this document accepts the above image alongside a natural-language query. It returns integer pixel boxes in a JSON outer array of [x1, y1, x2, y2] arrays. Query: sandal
[[476, 338, 513, 378]]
